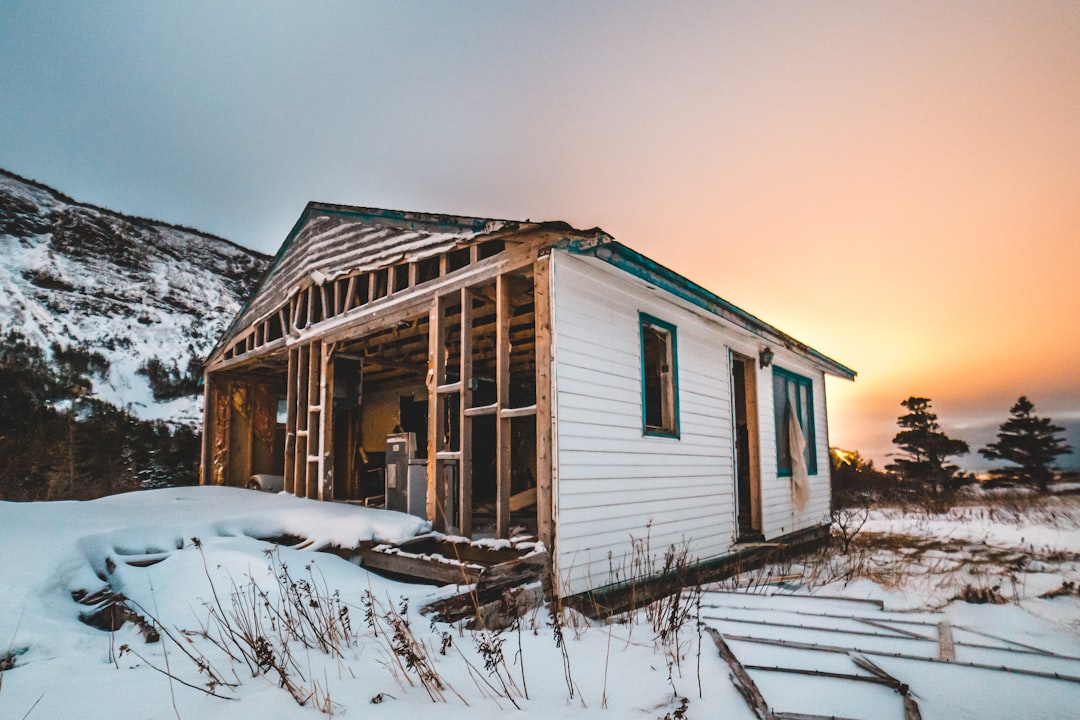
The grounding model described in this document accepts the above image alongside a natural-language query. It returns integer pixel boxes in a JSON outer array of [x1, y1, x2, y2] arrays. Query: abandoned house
[[201, 203, 855, 596]]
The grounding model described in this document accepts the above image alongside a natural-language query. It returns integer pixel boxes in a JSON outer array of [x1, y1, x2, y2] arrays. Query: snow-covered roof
[[211, 201, 853, 381], [212, 203, 567, 356]]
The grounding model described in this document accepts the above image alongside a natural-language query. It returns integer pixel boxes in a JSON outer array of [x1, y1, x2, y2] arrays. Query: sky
[[1, 1, 1078, 470]]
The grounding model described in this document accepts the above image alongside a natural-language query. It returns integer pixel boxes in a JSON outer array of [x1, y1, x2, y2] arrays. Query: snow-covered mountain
[[0, 168, 269, 425]]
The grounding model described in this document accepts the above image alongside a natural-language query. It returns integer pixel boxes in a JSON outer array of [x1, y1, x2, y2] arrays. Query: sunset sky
[[2, 1, 1078, 469]]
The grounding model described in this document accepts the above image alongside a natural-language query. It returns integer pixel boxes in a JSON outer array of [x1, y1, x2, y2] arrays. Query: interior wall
[[360, 384, 424, 454]]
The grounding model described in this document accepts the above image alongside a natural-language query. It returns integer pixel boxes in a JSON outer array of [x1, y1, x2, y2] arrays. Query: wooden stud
[[199, 372, 217, 485], [496, 274, 512, 539], [319, 241, 542, 348], [427, 296, 447, 531], [306, 340, 320, 499], [318, 341, 335, 501], [459, 286, 473, 536], [283, 348, 297, 494], [344, 275, 357, 312], [533, 257, 554, 550], [292, 344, 308, 496]]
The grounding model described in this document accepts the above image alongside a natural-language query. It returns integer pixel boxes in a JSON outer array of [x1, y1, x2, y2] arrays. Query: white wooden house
[[202, 204, 855, 596]]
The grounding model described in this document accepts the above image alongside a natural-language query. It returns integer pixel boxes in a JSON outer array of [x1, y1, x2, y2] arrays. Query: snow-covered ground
[[1, 487, 1078, 719]]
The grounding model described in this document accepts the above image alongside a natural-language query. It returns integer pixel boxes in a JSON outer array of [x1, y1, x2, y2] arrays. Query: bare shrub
[[831, 503, 870, 554]]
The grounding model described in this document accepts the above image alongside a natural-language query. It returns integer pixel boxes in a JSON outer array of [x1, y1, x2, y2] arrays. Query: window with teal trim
[[639, 313, 679, 437], [773, 367, 817, 475]]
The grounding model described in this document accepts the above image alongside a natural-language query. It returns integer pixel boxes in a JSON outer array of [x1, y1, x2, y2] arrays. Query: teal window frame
[[773, 366, 817, 476], [639, 312, 680, 438]]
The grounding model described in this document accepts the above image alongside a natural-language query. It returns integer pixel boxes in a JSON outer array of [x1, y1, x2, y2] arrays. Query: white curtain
[[787, 384, 810, 512]]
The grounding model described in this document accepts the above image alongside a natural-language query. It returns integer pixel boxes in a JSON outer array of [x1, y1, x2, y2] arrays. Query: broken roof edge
[[564, 239, 857, 381], [205, 201, 611, 364]]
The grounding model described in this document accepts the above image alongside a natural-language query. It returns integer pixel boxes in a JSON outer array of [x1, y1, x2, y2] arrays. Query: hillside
[[0, 168, 269, 498], [0, 168, 268, 423]]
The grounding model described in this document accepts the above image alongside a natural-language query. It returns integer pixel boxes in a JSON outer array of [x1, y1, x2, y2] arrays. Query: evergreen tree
[[979, 396, 1072, 492], [886, 396, 969, 507]]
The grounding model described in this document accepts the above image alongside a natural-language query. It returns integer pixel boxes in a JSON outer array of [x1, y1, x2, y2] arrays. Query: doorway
[[731, 352, 762, 540]]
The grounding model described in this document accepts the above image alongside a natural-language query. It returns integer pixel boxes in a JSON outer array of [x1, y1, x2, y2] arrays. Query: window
[[639, 313, 679, 437], [773, 367, 817, 476]]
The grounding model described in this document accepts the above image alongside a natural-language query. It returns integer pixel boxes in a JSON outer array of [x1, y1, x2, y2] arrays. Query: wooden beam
[[459, 286, 474, 537], [510, 487, 537, 513], [306, 341, 319, 499], [496, 273, 512, 539], [358, 547, 482, 586], [427, 296, 447, 531], [321, 241, 542, 347], [292, 344, 308, 496], [318, 341, 335, 501], [283, 348, 297, 494], [500, 404, 536, 419], [707, 628, 775, 720], [199, 371, 212, 485], [533, 256, 554, 551]]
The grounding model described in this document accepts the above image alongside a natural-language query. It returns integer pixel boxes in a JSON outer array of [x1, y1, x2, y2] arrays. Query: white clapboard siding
[[550, 251, 739, 596]]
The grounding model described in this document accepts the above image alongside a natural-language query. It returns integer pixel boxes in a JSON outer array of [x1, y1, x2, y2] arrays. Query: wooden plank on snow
[[938, 620, 955, 661], [706, 627, 775, 720]]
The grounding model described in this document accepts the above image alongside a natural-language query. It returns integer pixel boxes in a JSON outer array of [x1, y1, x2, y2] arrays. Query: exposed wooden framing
[[292, 344, 309, 496], [427, 295, 448, 531], [318, 341, 335, 501], [305, 340, 320, 499], [344, 275, 357, 313], [495, 273, 512, 539], [464, 403, 498, 417], [292, 291, 303, 331], [458, 286, 474, 536], [284, 347, 298, 495], [500, 405, 536, 419], [510, 487, 537, 512], [533, 255, 554, 550], [319, 240, 542, 347], [199, 371, 212, 484]]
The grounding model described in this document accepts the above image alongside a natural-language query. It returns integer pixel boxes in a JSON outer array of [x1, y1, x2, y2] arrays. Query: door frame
[[730, 350, 763, 539]]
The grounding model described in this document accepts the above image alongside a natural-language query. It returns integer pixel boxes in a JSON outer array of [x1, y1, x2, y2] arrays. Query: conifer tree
[[979, 396, 1072, 492], [886, 396, 969, 507]]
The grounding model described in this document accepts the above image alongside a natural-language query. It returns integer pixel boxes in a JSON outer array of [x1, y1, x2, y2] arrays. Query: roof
[[211, 202, 854, 380], [212, 202, 564, 356], [566, 240, 857, 380]]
